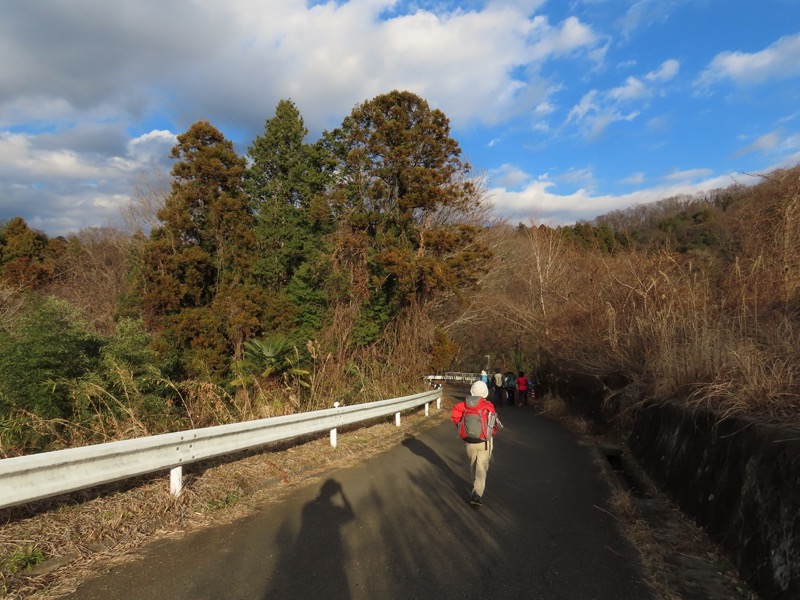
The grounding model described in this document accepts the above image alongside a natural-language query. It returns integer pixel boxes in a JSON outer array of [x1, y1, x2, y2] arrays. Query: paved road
[[65, 387, 652, 600]]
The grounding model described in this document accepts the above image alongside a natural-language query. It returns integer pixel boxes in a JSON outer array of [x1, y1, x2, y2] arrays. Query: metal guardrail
[[0, 388, 442, 510], [424, 372, 481, 383]]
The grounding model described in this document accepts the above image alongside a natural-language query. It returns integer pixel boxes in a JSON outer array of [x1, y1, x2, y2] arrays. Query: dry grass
[[480, 168, 800, 423], [0, 404, 450, 600], [538, 393, 594, 435], [605, 486, 683, 600], [540, 393, 569, 418]]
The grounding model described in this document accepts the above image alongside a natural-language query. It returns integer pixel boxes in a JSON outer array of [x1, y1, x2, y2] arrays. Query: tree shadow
[[262, 478, 355, 599]]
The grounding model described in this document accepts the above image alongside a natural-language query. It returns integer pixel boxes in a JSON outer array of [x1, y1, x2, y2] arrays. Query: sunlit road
[[65, 384, 652, 600]]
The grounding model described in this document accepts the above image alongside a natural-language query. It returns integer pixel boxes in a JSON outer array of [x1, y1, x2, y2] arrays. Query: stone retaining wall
[[628, 401, 800, 600]]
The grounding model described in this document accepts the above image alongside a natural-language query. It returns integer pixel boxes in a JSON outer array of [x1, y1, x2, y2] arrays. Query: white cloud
[[489, 169, 761, 225], [127, 130, 177, 165], [609, 76, 648, 101], [735, 131, 781, 157], [619, 172, 646, 185], [662, 168, 713, 182], [556, 166, 596, 188], [0, 127, 175, 236], [490, 163, 533, 189], [695, 32, 800, 89], [0, 1, 605, 135], [565, 87, 640, 139], [566, 90, 599, 124], [529, 16, 598, 60], [168, 1, 604, 131], [0, 0, 609, 235], [645, 59, 679, 82], [781, 133, 800, 153], [615, 0, 694, 41], [564, 58, 678, 138]]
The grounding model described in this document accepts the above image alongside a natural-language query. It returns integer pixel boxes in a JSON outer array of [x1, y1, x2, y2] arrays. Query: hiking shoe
[[470, 492, 483, 507]]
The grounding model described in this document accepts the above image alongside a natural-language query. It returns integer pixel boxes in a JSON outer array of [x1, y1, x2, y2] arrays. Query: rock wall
[[628, 401, 800, 600]]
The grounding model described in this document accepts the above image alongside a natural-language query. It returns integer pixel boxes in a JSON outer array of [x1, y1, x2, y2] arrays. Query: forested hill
[[560, 165, 800, 263]]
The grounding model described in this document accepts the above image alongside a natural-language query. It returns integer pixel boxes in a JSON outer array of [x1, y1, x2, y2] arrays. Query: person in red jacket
[[451, 380, 500, 507], [516, 371, 528, 407]]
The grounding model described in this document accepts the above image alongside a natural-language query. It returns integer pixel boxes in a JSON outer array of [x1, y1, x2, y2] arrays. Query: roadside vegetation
[[0, 91, 492, 457], [460, 166, 800, 425], [1, 95, 798, 456]]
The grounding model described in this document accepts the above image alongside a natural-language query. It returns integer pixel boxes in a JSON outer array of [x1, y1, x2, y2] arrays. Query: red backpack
[[458, 396, 491, 444]]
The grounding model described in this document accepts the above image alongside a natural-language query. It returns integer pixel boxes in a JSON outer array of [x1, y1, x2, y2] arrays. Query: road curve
[[65, 385, 652, 600]]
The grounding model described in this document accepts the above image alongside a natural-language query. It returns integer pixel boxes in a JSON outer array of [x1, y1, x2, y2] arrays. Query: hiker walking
[[503, 371, 516, 406], [526, 373, 536, 408], [451, 380, 501, 507], [516, 371, 528, 407], [492, 368, 504, 406]]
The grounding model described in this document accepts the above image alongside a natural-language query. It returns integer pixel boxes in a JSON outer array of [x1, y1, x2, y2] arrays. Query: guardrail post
[[170, 465, 183, 497], [424, 402, 429, 416], [330, 402, 339, 448], [395, 411, 401, 426]]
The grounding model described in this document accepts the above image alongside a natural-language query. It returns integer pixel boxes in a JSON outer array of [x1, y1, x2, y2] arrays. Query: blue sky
[[1, 0, 799, 236]]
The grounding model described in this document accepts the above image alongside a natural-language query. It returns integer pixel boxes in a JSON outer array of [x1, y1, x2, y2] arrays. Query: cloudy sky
[[1, 0, 799, 237]]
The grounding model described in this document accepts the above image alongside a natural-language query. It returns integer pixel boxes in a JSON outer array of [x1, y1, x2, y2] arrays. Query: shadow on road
[[262, 478, 355, 599], [401, 437, 467, 495]]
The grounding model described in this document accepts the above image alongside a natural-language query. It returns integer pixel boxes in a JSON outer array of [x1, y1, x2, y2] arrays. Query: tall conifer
[[139, 121, 262, 377]]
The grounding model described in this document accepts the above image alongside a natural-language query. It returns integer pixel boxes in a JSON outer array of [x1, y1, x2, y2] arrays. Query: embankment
[[545, 370, 800, 600]]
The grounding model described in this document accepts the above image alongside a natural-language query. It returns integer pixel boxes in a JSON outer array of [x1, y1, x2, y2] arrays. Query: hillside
[[448, 165, 800, 425]]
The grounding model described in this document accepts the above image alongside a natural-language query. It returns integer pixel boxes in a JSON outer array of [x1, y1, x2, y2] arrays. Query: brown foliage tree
[[327, 90, 492, 313], [0, 217, 54, 289], [138, 121, 264, 377]]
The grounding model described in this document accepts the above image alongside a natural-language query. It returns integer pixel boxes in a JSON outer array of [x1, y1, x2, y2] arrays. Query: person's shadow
[[262, 479, 355, 599], [401, 437, 467, 494]]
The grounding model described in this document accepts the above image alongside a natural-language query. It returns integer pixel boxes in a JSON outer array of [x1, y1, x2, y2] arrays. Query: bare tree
[[121, 166, 170, 235]]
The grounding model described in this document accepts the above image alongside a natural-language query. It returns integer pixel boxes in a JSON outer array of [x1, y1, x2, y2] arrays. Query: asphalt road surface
[[65, 386, 652, 600]]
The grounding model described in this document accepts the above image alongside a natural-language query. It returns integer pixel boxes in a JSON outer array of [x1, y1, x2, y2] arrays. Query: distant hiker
[[503, 371, 516, 406], [526, 374, 536, 407], [492, 368, 504, 405], [480, 370, 488, 384], [516, 371, 528, 407], [451, 380, 501, 507]]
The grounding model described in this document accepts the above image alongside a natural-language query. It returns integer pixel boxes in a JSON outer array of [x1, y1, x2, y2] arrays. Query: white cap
[[470, 381, 489, 398]]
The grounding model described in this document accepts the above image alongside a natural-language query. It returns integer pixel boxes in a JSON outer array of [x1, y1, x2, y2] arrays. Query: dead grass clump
[[609, 486, 637, 520], [564, 415, 593, 436], [683, 317, 800, 421], [540, 393, 569, 418]]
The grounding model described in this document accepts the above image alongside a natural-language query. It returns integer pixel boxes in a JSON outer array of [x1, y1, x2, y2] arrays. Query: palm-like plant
[[233, 335, 310, 389]]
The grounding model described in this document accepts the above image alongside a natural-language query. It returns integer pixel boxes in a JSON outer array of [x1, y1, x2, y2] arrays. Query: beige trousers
[[465, 438, 493, 497]]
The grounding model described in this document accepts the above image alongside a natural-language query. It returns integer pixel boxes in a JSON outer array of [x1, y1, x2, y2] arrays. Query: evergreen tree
[[325, 90, 491, 342], [0, 217, 53, 289], [0, 296, 102, 421], [138, 121, 263, 377], [246, 100, 333, 337]]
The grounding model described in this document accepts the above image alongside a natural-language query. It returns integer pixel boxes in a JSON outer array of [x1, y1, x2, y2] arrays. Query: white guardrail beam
[[424, 372, 480, 383], [0, 387, 442, 510]]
